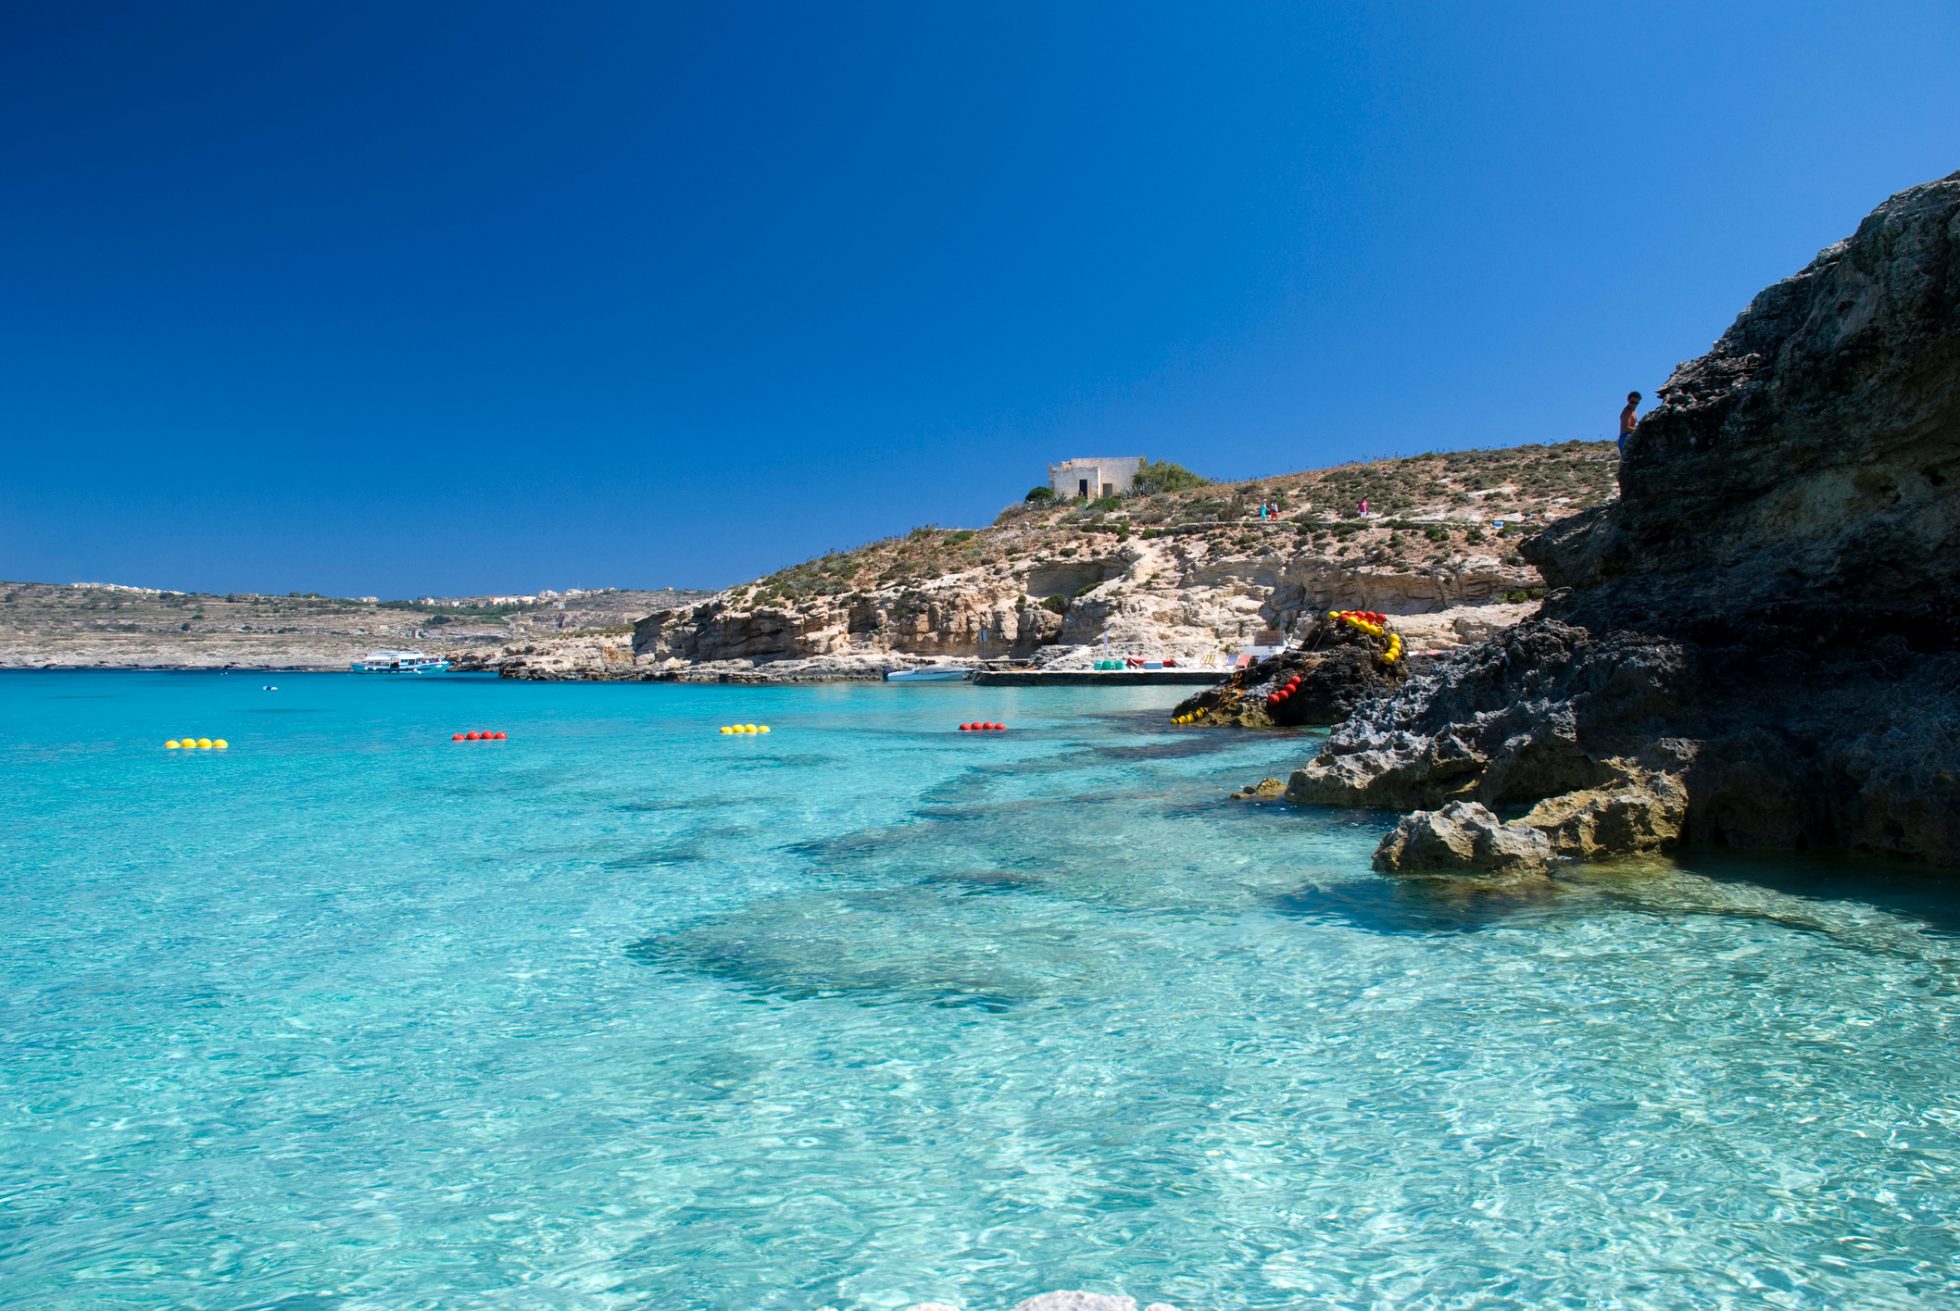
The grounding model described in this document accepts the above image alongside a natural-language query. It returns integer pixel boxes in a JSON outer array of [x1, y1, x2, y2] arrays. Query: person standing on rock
[[1619, 391, 1641, 453]]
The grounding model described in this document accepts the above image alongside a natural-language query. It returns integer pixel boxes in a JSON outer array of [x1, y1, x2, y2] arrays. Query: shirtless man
[[1619, 391, 1641, 453]]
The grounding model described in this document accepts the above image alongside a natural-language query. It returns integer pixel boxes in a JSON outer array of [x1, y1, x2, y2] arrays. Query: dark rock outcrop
[[1171, 613, 1406, 728], [1291, 171, 1960, 872]]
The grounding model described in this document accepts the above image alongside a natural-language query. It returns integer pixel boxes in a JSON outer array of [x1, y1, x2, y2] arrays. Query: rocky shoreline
[[445, 439, 1608, 683], [458, 599, 1539, 684], [1288, 171, 1960, 873]]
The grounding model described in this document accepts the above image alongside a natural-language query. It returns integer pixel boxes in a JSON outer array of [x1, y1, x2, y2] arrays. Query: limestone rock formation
[[1286, 621, 1694, 811], [1519, 765, 1689, 860], [1374, 801, 1554, 880], [1291, 171, 1960, 871]]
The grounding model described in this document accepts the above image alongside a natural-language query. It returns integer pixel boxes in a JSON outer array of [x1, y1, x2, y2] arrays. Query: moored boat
[[884, 666, 972, 683], [351, 649, 452, 674]]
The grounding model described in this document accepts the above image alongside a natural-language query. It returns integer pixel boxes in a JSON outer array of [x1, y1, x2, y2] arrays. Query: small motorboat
[[351, 650, 452, 674], [884, 666, 973, 683]]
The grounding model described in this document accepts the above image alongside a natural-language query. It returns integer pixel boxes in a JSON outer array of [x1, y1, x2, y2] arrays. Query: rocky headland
[[470, 443, 1614, 681], [1289, 171, 1960, 873]]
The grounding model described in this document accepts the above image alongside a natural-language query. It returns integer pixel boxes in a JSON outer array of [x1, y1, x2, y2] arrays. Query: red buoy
[[494, 731, 507, 740], [452, 733, 465, 741], [465, 731, 481, 740], [990, 722, 1005, 731]]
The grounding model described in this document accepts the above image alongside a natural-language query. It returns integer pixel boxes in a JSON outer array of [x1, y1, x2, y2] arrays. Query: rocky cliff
[[1289, 171, 1960, 872], [478, 443, 1615, 681]]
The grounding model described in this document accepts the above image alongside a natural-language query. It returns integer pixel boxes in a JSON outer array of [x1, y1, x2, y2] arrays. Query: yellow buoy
[[719, 726, 733, 734], [758, 725, 771, 733], [165, 740, 181, 749], [196, 737, 213, 749], [213, 739, 229, 749]]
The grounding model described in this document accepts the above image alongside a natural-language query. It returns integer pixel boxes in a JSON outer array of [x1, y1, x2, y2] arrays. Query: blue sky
[[3, 2, 1955, 596]]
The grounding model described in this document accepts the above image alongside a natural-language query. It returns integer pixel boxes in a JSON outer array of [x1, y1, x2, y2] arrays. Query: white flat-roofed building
[[1049, 456, 1143, 500]]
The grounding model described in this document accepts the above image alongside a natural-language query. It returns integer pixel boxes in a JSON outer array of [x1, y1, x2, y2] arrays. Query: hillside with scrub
[[471, 440, 1621, 681]]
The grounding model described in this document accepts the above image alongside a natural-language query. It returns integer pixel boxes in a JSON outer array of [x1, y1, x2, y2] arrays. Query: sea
[[3, 670, 1957, 1310]]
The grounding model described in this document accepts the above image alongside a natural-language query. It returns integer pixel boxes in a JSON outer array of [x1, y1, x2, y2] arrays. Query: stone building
[[1049, 456, 1143, 500]]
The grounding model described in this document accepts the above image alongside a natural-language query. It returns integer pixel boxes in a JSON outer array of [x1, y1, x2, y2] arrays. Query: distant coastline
[[0, 583, 705, 673]]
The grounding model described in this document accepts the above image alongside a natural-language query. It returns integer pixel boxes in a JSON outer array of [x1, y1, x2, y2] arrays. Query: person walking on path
[[1619, 391, 1641, 453]]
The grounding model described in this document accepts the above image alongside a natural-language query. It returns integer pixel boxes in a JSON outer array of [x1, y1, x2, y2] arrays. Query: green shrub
[[1131, 460, 1210, 495], [1039, 595, 1068, 615], [1025, 486, 1056, 504]]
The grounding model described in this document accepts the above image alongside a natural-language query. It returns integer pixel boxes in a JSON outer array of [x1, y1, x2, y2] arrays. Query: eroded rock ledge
[[1291, 170, 1960, 874]]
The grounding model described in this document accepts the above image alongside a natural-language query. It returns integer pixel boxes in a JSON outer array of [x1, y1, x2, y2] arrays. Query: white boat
[[351, 649, 452, 674], [884, 666, 973, 683]]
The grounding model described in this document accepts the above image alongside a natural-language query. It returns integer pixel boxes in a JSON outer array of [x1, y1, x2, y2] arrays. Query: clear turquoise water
[[3, 671, 1959, 1311]]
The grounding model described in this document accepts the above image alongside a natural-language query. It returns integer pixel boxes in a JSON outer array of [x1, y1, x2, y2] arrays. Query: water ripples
[[1, 672, 1957, 1309]]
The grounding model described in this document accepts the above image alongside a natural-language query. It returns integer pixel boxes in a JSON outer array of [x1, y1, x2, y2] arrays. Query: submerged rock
[[1294, 170, 1960, 870], [1231, 777, 1289, 800], [1010, 1296, 1138, 1311]]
